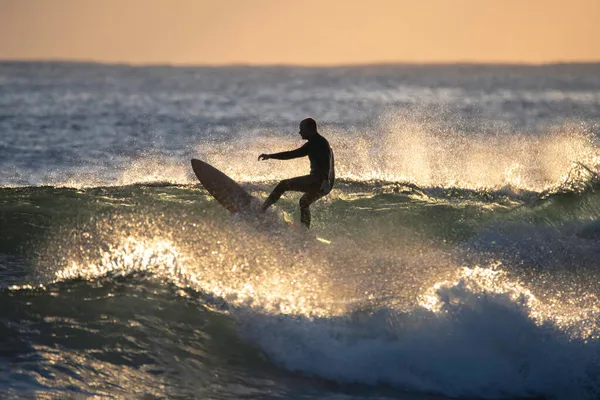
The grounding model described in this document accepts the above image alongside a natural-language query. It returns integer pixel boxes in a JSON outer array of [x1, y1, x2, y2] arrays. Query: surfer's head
[[299, 118, 318, 140]]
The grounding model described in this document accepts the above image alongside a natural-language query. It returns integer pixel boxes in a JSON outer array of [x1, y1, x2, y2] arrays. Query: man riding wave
[[258, 118, 334, 228]]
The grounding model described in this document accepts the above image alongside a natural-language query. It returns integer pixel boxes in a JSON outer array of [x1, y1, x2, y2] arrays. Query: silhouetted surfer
[[258, 118, 335, 228]]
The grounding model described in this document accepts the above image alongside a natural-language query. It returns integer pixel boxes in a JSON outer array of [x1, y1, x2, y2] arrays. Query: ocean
[[1, 61, 600, 399]]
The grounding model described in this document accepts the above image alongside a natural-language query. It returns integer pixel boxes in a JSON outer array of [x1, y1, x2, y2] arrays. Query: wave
[[2, 168, 600, 257], [3, 160, 600, 399], [2, 116, 598, 193], [237, 266, 600, 399], [7, 231, 600, 399]]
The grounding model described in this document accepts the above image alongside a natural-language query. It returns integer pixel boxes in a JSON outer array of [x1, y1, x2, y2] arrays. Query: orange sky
[[1, 0, 599, 65]]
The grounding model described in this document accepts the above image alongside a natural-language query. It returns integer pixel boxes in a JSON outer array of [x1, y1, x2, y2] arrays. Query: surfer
[[258, 118, 335, 228]]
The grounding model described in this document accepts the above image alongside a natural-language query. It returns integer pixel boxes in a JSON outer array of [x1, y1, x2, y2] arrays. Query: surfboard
[[191, 159, 256, 213]]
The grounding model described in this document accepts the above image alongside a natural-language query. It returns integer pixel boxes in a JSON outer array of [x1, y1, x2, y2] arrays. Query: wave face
[[2, 62, 600, 399]]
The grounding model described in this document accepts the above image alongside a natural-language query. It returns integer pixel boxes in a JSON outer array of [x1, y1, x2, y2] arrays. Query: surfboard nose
[[190, 158, 255, 214]]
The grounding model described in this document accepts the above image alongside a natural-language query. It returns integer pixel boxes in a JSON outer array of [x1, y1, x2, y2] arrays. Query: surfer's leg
[[299, 191, 323, 228], [262, 176, 319, 211], [262, 180, 290, 211]]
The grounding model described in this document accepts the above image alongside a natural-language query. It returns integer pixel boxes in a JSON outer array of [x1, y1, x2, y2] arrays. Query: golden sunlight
[[1, 0, 598, 65]]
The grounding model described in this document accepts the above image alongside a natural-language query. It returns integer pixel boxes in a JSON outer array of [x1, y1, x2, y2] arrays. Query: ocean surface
[[1, 61, 600, 399]]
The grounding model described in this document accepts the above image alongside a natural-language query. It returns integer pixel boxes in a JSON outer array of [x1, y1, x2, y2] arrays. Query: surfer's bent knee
[[275, 180, 290, 193], [299, 194, 318, 209]]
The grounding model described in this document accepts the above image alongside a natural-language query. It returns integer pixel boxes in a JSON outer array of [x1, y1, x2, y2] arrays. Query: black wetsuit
[[262, 133, 335, 228]]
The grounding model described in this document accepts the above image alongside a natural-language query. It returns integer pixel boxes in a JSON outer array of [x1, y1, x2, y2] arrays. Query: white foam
[[236, 268, 600, 399]]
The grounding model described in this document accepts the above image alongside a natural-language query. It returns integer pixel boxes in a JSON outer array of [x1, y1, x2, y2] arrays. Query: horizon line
[[2, 58, 600, 69]]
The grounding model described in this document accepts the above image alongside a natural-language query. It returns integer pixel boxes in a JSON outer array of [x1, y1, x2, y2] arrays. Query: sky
[[1, 0, 599, 65]]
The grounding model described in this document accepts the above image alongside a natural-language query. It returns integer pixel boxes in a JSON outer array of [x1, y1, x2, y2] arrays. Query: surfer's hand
[[258, 154, 270, 161]]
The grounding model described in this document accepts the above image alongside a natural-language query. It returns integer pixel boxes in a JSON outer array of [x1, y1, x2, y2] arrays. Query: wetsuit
[[262, 133, 335, 228]]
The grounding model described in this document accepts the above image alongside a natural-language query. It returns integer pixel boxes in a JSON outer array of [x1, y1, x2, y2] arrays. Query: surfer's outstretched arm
[[258, 144, 309, 161]]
